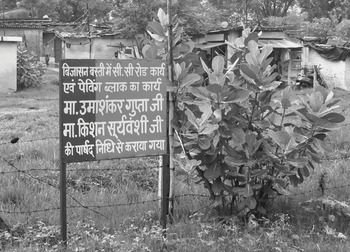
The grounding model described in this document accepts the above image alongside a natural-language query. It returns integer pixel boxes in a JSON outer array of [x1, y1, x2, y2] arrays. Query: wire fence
[[0, 137, 210, 220], [0, 136, 350, 219]]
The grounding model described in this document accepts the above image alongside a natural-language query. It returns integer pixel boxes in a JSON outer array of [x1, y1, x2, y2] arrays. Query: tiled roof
[[0, 19, 51, 29], [0, 19, 120, 38]]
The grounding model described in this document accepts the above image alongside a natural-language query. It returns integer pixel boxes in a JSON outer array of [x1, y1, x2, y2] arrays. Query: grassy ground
[[1, 69, 350, 251]]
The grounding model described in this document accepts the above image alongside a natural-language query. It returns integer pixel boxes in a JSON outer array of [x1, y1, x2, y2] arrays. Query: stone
[[0, 217, 9, 231]]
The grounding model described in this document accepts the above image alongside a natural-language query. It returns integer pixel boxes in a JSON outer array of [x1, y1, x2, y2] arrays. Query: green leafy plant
[[144, 10, 345, 220], [17, 43, 45, 90], [142, 8, 203, 76]]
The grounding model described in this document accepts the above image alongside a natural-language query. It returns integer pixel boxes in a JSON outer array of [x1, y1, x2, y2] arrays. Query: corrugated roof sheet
[[258, 39, 302, 48], [0, 23, 45, 29], [55, 30, 121, 39], [194, 42, 226, 49]]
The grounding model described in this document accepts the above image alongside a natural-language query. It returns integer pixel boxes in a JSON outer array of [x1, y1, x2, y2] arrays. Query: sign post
[[167, 0, 175, 220], [59, 59, 168, 243], [59, 162, 67, 245]]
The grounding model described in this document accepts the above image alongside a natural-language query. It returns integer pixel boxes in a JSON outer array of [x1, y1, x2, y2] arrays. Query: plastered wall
[[0, 38, 21, 93], [307, 48, 347, 90]]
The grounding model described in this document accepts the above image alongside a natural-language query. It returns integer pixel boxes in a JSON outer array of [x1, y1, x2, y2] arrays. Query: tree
[[2, 0, 18, 10], [266, 9, 307, 28], [21, 0, 60, 20], [172, 0, 222, 34], [298, 0, 350, 23], [208, 0, 297, 25], [58, 0, 113, 23], [111, 0, 163, 39], [111, 0, 222, 38], [301, 18, 336, 38], [253, 0, 296, 18], [336, 19, 350, 39], [21, 0, 113, 22]]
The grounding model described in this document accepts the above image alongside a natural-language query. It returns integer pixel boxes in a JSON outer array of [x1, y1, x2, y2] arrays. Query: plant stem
[[248, 93, 258, 130], [195, 167, 216, 200]]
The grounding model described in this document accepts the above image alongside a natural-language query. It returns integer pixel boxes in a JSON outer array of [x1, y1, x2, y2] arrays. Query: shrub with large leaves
[[17, 43, 45, 90], [144, 10, 345, 219]]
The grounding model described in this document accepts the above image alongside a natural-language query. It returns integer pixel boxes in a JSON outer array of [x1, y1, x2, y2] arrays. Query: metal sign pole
[[161, 152, 170, 232], [60, 162, 67, 245], [160, 0, 173, 233], [167, 0, 175, 220], [59, 62, 67, 246]]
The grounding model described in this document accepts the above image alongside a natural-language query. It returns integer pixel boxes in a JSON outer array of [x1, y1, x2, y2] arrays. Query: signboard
[[59, 59, 168, 163]]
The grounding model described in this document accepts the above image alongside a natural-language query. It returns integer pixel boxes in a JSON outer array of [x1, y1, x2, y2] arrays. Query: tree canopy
[[110, 0, 222, 38], [19, 0, 113, 22], [298, 0, 350, 22], [5, 0, 350, 40]]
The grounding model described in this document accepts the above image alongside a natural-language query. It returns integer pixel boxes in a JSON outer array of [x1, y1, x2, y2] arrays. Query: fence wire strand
[[0, 154, 110, 220], [0, 137, 59, 146], [1, 137, 350, 218], [0, 166, 162, 175], [0, 194, 210, 215], [2, 182, 350, 216]]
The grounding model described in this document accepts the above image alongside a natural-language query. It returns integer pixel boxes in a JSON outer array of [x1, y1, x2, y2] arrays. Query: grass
[[1, 69, 350, 251]]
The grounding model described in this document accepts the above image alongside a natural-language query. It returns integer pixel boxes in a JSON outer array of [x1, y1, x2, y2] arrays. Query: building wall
[[64, 38, 90, 59], [92, 37, 135, 59], [43, 33, 55, 56], [24, 29, 42, 56], [63, 36, 136, 59], [259, 31, 285, 39], [345, 57, 350, 90], [307, 49, 346, 90], [191, 35, 206, 45], [0, 41, 19, 93], [0, 28, 42, 56]]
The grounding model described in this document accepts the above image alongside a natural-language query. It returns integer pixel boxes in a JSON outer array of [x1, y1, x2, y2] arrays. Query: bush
[[172, 32, 344, 219], [144, 9, 345, 220], [17, 43, 45, 90], [336, 19, 350, 39]]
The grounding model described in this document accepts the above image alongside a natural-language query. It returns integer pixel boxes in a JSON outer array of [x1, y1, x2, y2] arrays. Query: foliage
[[21, 0, 113, 22], [67, 160, 159, 193], [175, 37, 344, 218], [251, 0, 296, 18], [17, 43, 45, 90], [299, 16, 350, 39], [1, 66, 350, 251], [144, 9, 345, 220], [301, 17, 336, 38], [336, 19, 350, 39], [300, 196, 350, 235], [208, 0, 297, 25], [111, 0, 222, 38], [172, 0, 222, 34], [2, 0, 17, 10], [265, 9, 308, 29], [0, 220, 129, 251], [298, 0, 350, 23], [13, 0, 350, 41], [111, 0, 163, 39], [2, 209, 350, 251], [57, 0, 113, 23]]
